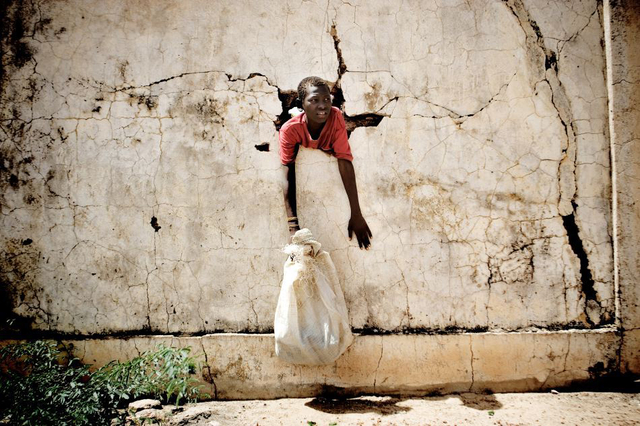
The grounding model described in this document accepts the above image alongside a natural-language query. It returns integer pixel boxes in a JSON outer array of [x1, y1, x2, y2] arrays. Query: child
[[279, 76, 372, 250]]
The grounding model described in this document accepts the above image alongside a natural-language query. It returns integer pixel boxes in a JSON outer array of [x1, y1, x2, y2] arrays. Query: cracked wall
[[0, 0, 616, 336]]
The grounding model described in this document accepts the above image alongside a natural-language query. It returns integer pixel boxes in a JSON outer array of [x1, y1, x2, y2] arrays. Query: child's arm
[[338, 159, 372, 249], [279, 126, 300, 236], [281, 163, 299, 235]]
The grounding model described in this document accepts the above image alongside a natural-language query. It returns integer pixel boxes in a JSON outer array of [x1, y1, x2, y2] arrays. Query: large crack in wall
[[501, 0, 610, 327], [562, 204, 599, 326]]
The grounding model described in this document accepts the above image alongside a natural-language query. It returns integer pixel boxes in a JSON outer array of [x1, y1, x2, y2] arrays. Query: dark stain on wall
[[190, 97, 225, 122], [1, 0, 54, 206], [1, 151, 33, 194], [254, 142, 269, 152], [0, 123, 69, 213], [0, 238, 43, 333], [0, 0, 53, 96], [1, 0, 34, 91], [119, 60, 129, 81], [0, 6, 68, 334], [150, 216, 161, 232], [133, 93, 157, 110]]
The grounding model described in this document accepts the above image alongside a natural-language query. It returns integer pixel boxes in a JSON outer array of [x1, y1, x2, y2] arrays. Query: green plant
[[94, 344, 203, 406], [0, 341, 204, 426], [0, 340, 105, 425]]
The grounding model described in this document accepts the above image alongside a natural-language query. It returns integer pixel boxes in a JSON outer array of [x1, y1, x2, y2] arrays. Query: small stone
[[551, 390, 559, 395], [128, 399, 162, 412], [169, 405, 215, 425], [136, 408, 167, 420]]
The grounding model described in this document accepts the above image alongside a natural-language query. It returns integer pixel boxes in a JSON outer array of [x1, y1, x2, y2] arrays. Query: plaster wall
[[0, 0, 615, 335]]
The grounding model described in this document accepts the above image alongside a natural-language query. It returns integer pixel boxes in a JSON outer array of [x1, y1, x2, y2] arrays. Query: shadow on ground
[[457, 393, 503, 410], [305, 396, 412, 415], [305, 392, 506, 416], [303, 376, 640, 417]]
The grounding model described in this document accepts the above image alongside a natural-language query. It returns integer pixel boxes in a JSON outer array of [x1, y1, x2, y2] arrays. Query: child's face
[[302, 85, 332, 126]]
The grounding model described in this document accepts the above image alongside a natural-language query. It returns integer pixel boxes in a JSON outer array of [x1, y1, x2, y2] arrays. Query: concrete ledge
[[62, 330, 620, 400]]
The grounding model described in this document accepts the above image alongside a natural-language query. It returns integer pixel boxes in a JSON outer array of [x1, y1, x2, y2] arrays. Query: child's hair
[[297, 76, 330, 102]]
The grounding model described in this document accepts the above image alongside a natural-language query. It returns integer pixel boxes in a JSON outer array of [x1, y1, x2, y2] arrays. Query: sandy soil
[[167, 391, 640, 426]]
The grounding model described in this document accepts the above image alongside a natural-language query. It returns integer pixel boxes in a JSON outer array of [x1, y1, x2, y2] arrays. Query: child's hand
[[348, 214, 372, 250]]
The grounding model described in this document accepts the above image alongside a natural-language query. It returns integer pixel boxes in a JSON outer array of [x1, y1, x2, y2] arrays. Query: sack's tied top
[[284, 228, 322, 258]]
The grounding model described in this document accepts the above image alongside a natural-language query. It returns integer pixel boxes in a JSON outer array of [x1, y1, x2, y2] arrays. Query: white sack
[[274, 228, 354, 365]]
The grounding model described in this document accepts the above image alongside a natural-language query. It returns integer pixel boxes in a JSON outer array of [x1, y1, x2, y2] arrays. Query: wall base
[[56, 330, 622, 400]]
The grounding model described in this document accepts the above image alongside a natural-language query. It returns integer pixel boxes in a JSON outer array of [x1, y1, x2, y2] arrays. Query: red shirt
[[279, 106, 353, 165]]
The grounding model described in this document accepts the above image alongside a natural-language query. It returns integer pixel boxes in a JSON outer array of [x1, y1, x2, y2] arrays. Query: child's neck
[[307, 121, 325, 140]]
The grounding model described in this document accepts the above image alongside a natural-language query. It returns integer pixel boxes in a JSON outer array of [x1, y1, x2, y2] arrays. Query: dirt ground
[[166, 390, 640, 426]]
